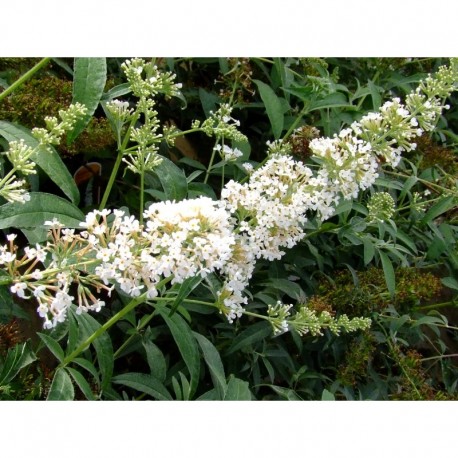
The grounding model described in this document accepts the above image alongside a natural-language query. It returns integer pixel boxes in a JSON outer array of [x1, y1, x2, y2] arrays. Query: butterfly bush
[[2, 59, 457, 332]]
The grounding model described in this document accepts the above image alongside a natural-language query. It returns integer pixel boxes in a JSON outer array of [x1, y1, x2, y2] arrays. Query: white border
[[1, 0, 457, 56]]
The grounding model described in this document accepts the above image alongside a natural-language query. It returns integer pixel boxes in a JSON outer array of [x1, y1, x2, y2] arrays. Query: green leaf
[[66, 367, 96, 400], [75, 312, 113, 391], [68, 57, 107, 143], [169, 276, 204, 317], [0, 192, 85, 233], [412, 315, 446, 328], [196, 388, 220, 400], [441, 277, 458, 291], [253, 79, 285, 139], [0, 283, 30, 321], [223, 375, 252, 400], [178, 371, 192, 400], [0, 121, 80, 204], [321, 388, 335, 400], [226, 321, 272, 355], [158, 309, 200, 398], [72, 357, 100, 385], [260, 278, 304, 301], [112, 372, 172, 400], [193, 332, 227, 399], [187, 182, 217, 200], [37, 332, 64, 363], [154, 156, 188, 201], [309, 92, 351, 111], [20, 227, 49, 244], [421, 196, 456, 226], [394, 229, 418, 255], [363, 237, 375, 265], [0, 341, 36, 386], [142, 338, 167, 383], [368, 80, 382, 110], [379, 250, 396, 298], [47, 368, 75, 400], [399, 175, 418, 202], [267, 384, 303, 400], [199, 87, 220, 118], [101, 82, 131, 101]]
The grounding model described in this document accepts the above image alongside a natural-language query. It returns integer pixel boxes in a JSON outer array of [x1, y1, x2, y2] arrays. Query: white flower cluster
[[80, 198, 236, 302], [215, 144, 243, 162], [222, 154, 313, 261]]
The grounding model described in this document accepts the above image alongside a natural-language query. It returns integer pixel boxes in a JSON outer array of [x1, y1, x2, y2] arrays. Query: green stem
[[99, 149, 123, 211], [60, 292, 149, 367], [204, 138, 222, 184], [377, 319, 423, 398], [421, 353, 458, 362], [113, 309, 156, 359], [114, 297, 217, 359], [384, 170, 457, 196], [99, 112, 140, 211], [283, 103, 311, 141], [167, 127, 202, 139], [139, 166, 145, 225], [413, 301, 457, 312], [63, 275, 174, 366], [0, 58, 51, 102], [379, 314, 458, 332]]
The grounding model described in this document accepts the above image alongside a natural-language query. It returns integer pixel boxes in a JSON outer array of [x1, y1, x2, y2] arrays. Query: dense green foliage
[[0, 57, 457, 400]]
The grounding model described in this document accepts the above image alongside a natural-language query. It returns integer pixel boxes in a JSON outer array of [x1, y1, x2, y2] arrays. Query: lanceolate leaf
[[75, 312, 114, 391], [158, 309, 200, 398], [68, 57, 107, 143], [47, 368, 75, 400], [226, 321, 272, 355], [37, 332, 65, 363], [0, 341, 36, 386], [193, 332, 227, 398], [0, 192, 85, 231], [66, 367, 96, 400], [0, 121, 80, 204], [223, 375, 252, 400], [379, 250, 396, 298], [253, 79, 285, 139], [112, 372, 172, 400], [420, 196, 456, 226], [154, 156, 188, 201]]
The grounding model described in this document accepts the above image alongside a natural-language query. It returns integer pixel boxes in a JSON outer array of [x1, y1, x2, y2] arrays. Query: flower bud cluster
[[366, 192, 396, 223], [198, 103, 248, 143], [286, 303, 372, 337], [6, 140, 36, 176], [0, 103, 87, 204], [121, 58, 183, 99], [113, 59, 186, 175], [32, 103, 87, 146]]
